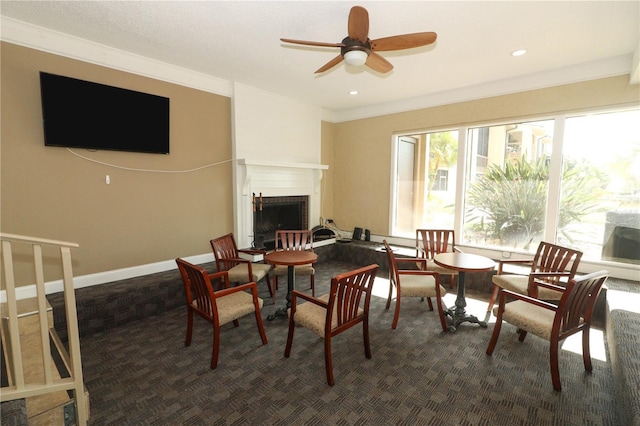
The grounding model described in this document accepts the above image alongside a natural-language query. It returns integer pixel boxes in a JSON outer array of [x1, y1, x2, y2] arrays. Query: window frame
[[389, 106, 640, 281]]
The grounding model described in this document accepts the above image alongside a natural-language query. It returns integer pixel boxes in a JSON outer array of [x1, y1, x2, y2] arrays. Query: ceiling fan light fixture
[[343, 50, 368, 66]]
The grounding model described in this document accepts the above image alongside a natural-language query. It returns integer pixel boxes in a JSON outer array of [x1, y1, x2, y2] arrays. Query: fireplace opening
[[253, 196, 308, 249]]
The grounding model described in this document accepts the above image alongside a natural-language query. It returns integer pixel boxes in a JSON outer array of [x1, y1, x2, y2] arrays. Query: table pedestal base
[[445, 309, 487, 332], [267, 308, 288, 321], [445, 271, 487, 332], [267, 264, 295, 321]]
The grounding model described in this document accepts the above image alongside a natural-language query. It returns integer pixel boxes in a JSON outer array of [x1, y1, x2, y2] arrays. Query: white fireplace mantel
[[234, 159, 329, 248], [237, 158, 328, 170]]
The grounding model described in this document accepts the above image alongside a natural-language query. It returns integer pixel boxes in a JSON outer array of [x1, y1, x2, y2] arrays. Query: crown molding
[[1, 16, 233, 97]]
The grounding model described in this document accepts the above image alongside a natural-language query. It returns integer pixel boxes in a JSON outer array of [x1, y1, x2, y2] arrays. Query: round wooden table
[[434, 252, 495, 331], [264, 250, 317, 320]]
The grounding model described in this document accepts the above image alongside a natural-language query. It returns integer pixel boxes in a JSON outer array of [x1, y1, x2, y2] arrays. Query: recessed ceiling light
[[349, 90, 359, 95], [511, 49, 528, 57]]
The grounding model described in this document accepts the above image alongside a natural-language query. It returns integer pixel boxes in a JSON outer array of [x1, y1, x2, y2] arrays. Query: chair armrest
[[215, 281, 258, 297], [220, 257, 251, 267], [239, 248, 267, 255], [291, 290, 328, 307], [496, 258, 534, 274], [396, 257, 427, 266], [500, 289, 558, 312], [207, 270, 230, 290], [527, 272, 571, 297], [530, 271, 572, 280], [290, 291, 328, 317], [207, 270, 229, 280], [398, 269, 440, 278]]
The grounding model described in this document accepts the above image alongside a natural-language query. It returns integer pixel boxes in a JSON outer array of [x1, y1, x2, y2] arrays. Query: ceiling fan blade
[[348, 6, 369, 43], [366, 52, 394, 73], [280, 38, 344, 48], [315, 55, 345, 74], [371, 32, 437, 51]]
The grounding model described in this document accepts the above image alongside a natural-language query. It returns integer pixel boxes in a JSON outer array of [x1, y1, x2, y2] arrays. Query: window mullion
[[454, 127, 468, 236], [545, 116, 565, 242]]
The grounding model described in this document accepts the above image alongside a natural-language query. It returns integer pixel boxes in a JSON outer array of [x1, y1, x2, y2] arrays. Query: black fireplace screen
[[253, 195, 308, 249]]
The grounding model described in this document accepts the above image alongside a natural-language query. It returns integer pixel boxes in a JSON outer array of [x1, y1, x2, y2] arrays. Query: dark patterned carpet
[[77, 260, 621, 425]]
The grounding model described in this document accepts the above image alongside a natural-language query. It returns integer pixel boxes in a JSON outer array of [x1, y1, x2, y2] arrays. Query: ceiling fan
[[280, 5, 437, 74]]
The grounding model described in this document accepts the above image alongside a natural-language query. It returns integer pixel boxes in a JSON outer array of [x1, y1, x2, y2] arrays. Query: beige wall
[[330, 76, 640, 235], [1, 42, 233, 286]]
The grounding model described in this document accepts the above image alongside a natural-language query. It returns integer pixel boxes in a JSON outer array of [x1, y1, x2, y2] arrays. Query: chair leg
[[435, 296, 449, 332], [254, 306, 268, 345], [392, 291, 401, 330], [310, 274, 315, 297], [363, 316, 372, 359], [385, 281, 393, 310], [210, 324, 220, 370], [550, 338, 561, 391], [325, 337, 335, 386], [284, 313, 296, 357], [487, 285, 500, 314], [486, 315, 503, 355], [426, 297, 434, 311], [518, 329, 528, 342], [266, 275, 276, 305], [582, 328, 593, 372], [185, 309, 194, 346]]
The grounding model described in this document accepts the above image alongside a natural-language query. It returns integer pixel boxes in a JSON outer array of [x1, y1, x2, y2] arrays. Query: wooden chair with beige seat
[[175, 258, 268, 370], [383, 239, 449, 331], [486, 270, 608, 391], [486, 241, 583, 318], [210, 233, 274, 303], [273, 230, 316, 297], [284, 264, 379, 386], [416, 229, 461, 289]]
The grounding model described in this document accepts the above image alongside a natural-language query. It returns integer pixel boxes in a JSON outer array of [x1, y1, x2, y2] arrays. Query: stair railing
[[1, 233, 88, 425]]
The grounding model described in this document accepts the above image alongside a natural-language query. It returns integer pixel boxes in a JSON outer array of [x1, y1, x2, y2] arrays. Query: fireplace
[[252, 195, 308, 249], [234, 159, 327, 249]]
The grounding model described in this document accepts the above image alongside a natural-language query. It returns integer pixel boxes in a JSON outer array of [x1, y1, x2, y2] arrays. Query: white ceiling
[[2, 1, 639, 119]]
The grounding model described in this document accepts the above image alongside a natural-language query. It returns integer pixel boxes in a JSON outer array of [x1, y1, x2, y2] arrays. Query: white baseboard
[[0, 252, 215, 302]]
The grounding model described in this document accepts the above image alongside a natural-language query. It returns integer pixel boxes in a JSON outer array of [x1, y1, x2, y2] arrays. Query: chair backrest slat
[[531, 241, 582, 283], [383, 240, 400, 287], [177, 258, 217, 317], [416, 229, 456, 259], [556, 271, 608, 336], [327, 264, 378, 330], [276, 230, 313, 252], [210, 233, 240, 271]]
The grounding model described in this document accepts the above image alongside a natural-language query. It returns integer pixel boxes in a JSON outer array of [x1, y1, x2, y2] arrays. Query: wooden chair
[[284, 264, 379, 386], [383, 240, 448, 331], [175, 258, 268, 370], [416, 229, 461, 288], [486, 241, 583, 315], [273, 230, 315, 296], [210, 233, 274, 303], [486, 270, 608, 391]]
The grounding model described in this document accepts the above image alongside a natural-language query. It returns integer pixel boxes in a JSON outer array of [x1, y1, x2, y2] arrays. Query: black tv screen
[[39, 72, 170, 154]]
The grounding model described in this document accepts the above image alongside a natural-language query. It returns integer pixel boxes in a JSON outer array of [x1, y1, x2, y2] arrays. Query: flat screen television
[[39, 72, 170, 154]]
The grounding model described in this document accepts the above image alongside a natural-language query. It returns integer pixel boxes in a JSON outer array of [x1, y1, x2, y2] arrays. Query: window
[[559, 110, 640, 264], [392, 131, 458, 237], [463, 120, 554, 251], [391, 109, 639, 275]]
